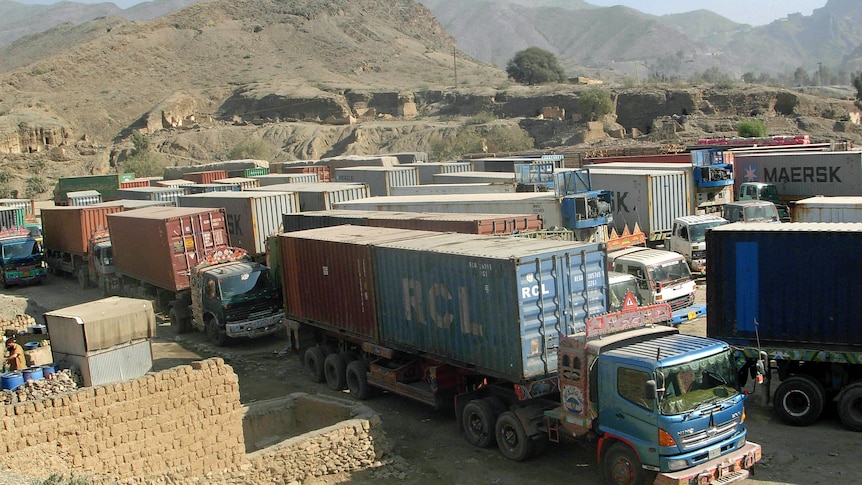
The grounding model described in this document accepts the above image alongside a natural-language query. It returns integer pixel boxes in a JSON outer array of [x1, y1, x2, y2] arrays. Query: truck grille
[[225, 300, 281, 323], [678, 416, 740, 452], [692, 250, 706, 259], [667, 293, 695, 311]]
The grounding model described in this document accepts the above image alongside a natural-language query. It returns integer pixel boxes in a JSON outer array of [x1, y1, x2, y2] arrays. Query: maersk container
[[248, 183, 369, 211], [213, 177, 260, 190], [414, 162, 473, 184], [107, 206, 230, 292], [334, 193, 565, 227], [0, 199, 35, 217], [586, 168, 689, 244], [374, 231, 607, 381], [433, 171, 515, 184], [282, 210, 543, 235], [334, 166, 419, 196], [41, 206, 124, 255], [279, 226, 438, 343], [182, 170, 229, 184], [178, 191, 299, 255], [792, 196, 862, 222], [732, 150, 862, 200], [0, 207, 25, 229], [253, 173, 320, 185], [389, 183, 515, 196], [66, 190, 103, 206], [116, 186, 184, 205], [706, 222, 862, 349]]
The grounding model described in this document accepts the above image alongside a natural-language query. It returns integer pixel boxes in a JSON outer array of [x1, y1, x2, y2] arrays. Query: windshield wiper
[[682, 395, 728, 421], [704, 370, 728, 385]]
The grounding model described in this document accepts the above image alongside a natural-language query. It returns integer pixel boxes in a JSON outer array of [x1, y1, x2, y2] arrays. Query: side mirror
[[645, 379, 657, 400]]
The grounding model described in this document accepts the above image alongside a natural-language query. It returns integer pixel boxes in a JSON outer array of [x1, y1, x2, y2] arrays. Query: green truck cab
[[0, 227, 47, 288], [737, 182, 791, 221]]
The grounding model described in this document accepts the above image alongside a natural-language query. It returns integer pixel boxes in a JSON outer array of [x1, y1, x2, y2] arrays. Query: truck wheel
[[206, 318, 228, 347], [346, 360, 373, 400], [304, 346, 327, 383], [773, 376, 825, 426], [603, 442, 647, 485], [462, 399, 498, 448], [169, 308, 190, 334], [495, 411, 534, 461], [838, 383, 862, 431], [324, 353, 347, 391]]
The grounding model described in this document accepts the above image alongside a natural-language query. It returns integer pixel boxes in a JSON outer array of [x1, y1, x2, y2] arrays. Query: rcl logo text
[[402, 279, 484, 336], [521, 284, 551, 299]]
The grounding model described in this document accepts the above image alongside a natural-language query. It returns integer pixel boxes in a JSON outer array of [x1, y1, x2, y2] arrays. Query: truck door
[[614, 262, 651, 305], [599, 362, 659, 462]]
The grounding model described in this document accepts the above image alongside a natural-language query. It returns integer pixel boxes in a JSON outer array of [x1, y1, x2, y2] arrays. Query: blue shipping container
[[706, 222, 862, 349], [374, 233, 607, 382]]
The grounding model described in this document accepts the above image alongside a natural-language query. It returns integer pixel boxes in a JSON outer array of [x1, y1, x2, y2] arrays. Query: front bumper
[[225, 312, 284, 339], [3, 267, 47, 286], [670, 303, 706, 325], [655, 441, 761, 485]]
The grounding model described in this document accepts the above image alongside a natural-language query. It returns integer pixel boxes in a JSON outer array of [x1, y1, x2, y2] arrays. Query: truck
[[107, 206, 284, 346], [279, 225, 760, 484], [0, 226, 47, 288], [666, 214, 729, 274], [721, 200, 781, 223], [707, 222, 862, 430], [53, 173, 135, 205], [41, 205, 125, 289], [736, 182, 790, 222], [792, 196, 862, 222]]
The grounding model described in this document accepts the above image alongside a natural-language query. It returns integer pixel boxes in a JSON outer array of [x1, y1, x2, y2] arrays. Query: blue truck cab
[[0, 228, 47, 288]]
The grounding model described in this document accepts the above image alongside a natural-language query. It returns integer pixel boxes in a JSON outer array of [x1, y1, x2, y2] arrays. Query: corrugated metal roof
[[712, 222, 862, 232], [108, 206, 221, 220], [336, 192, 557, 205], [603, 333, 723, 366], [283, 224, 439, 245], [248, 182, 366, 192], [795, 196, 862, 207], [674, 214, 727, 225], [376, 231, 597, 259], [586, 168, 686, 176]]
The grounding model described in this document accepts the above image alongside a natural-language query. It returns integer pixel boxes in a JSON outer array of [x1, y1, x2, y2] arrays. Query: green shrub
[[121, 151, 168, 178], [464, 111, 497, 125], [429, 125, 534, 161], [24, 176, 48, 197], [737, 119, 767, 137], [506, 47, 567, 85], [483, 125, 534, 153], [577, 87, 614, 121]]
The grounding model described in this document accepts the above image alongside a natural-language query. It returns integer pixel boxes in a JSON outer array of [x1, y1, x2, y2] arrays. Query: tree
[[506, 47, 567, 85], [853, 72, 862, 109], [577, 87, 614, 121], [793, 67, 810, 87]]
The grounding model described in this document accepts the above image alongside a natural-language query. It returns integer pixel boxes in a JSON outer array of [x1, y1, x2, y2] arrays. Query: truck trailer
[[707, 222, 862, 430], [280, 225, 760, 484]]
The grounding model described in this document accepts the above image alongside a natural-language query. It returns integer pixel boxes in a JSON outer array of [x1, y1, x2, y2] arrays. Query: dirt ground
[[1, 277, 860, 485]]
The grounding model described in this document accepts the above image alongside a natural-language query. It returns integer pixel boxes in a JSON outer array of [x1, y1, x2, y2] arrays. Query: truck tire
[[838, 383, 862, 431], [462, 399, 498, 448], [206, 318, 228, 347], [324, 353, 347, 391], [495, 411, 534, 461], [346, 360, 373, 400], [603, 442, 648, 485], [169, 308, 190, 334], [773, 376, 825, 426], [304, 346, 327, 383]]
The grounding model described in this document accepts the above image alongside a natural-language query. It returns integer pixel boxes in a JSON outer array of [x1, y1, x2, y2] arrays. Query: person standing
[[5, 338, 25, 371]]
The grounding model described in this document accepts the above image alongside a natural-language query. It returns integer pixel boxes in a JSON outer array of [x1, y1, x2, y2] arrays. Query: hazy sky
[[586, 0, 827, 26]]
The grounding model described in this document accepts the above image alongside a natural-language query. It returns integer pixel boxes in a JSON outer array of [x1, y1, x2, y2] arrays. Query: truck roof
[[724, 200, 774, 207], [609, 247, 684, 266], [599, 332, 728, 368], [673, 214, 727, 225], [200, 260, 262, 278]]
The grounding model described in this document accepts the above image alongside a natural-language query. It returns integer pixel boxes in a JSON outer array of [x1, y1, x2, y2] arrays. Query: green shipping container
[[227, 167, 270, 178], [0, 207, 25, 230], [54, 173, 135, 205]]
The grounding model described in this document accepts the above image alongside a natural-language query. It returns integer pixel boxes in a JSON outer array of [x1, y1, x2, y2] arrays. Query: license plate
[[688, 311, 697, 320], [22, 271, 31, 277], [708, 447, 720, 460]]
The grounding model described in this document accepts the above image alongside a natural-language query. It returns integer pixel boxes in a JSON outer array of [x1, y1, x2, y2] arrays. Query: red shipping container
[[182, 170, 229, 184], [41, 206, 124, 255], [107, 207, 230, 292], [584, 154, 690, 165], [120, 178, 152, 189], [371, 213, 543, 235], [281, 165, 331, 182]]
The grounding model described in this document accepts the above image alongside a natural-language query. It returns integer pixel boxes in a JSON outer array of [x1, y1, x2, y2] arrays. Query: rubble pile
[[0, 369, 81, 405], [1, 315, 38, 335]]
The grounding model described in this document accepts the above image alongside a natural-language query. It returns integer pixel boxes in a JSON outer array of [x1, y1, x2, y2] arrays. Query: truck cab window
[[617, 367, 653, 410]]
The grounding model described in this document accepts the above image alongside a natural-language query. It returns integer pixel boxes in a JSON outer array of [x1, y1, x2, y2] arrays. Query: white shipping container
[[433, 171, 515, 184], [44, 297, 156, 355], [117, 187, 185, 205], [248, 183, 370, 211], [587, 169, 689, 244], [156, 179, 195, 188], [252, 173, 319, 185], [177, 191, 300, 254], [0, 199, 35, 216], [334, 166, 419, 196], [66, 190, 102, 206], [414, 162, 473, 184], [53, 339, 154, 387], [335, 192, 566, 227], [792, 196, 862, 222], [389, 183, 515, 196], [213, 177, 261, 190]]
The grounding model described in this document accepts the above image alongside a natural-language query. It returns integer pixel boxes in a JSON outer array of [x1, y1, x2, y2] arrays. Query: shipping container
[[732, 150, 862, 200], [213, 177, 260, 190], [586, 168, 689, 244], [248, 183, 369, 211], [139, 176, 164, 186], [383, 152, 428, 164], [91, 199, 173, 210], [178, 191, 300, 255], [116, 186, 185, 205], [183, 183, 242, 195], [706, 222, 862, 349], [163, 160, 267, 180], [43, 297, 155, 355], [282, 210, 543, 234], [227, 167, 269, 178], [468, 156, 564, 173], [52, 339, 153, 387], [107, 206, 230, 292], [334, 192, 566, 227], [433, 171, 516, 184], [333, 166, 419, 196], [317, 155, 400, 170], [156, 179, 195, 188], [253, 173, 320, 185], [0, 199, 35, 217], [278, 164, 331, 182], [41, 206, 124, 255], [414, 162, 473, 184], [389, 183, 515, 196], [181, 170, 230, 184], [66, 190, 103, 206], [0, 207, 25, 230], [54, 173, 135, 204], [120, 178, 153, 189], [792, 196, 862, 222]]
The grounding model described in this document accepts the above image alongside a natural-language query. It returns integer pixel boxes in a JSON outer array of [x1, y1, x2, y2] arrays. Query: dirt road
[[1, 279, 859, 484]]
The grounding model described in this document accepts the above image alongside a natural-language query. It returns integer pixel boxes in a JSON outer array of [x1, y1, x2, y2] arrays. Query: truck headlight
[[666, 458, 688, 471]]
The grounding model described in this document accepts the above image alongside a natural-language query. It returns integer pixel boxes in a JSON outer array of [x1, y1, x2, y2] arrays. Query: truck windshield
[[648, 259, 691, 287], [760, 185, 779, 202], [218, 269, 274, 300], [657, 350, 740, 416], [1, 240, 36, 259], [689, 221, 727, 243], [744, 205, 779, 222], [608, 278, 642, 312]]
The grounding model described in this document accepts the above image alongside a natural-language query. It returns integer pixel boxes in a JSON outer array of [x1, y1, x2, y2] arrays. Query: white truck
[[666, 214, 728, 274]]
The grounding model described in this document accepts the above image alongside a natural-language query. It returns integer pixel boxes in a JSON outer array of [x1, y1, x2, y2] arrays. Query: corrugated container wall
[[275, 164, 332, 182], [282, 210, 543, 235], [182, 170, 229, 184], [66, 190, 103, 206], [183, 184, 242, 195], [107, 207, 230, 292], [178, 191, 300, 255], [91, 199, 173, 210], [732, 151, 862, 200], [792, 196, 862, 222], [0, 199, 35, 217], [156, 179, 195, 188], [41, 206, 124, 255], [120, 178, 152, 189], [52, 340, 153, 387], [706, 223, 862, 349], [415, 162, 473, 184], [213, 177, 260, 190], [248, 183, 370, 211], [116, 187, 184, 205], [374, 232, 608, 381], [253, 173, 320, 185], [227, 167, 270, 178], [433, 171, 516, 184], [0, 207, 25, 229], [389, 183, 515, 196], [334, 166, 419, 196], [44, 297, 155, 355]]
